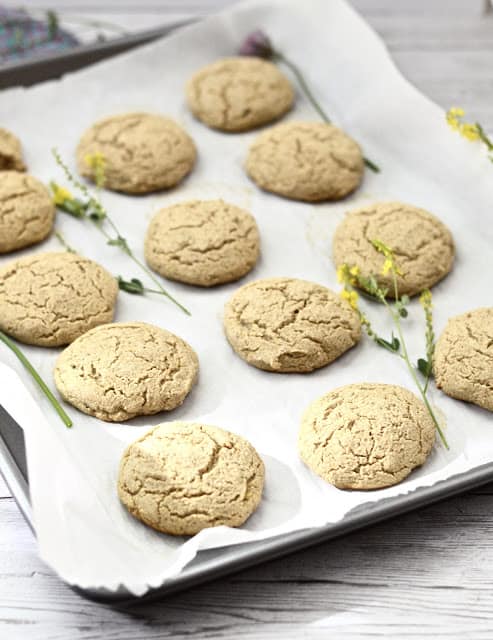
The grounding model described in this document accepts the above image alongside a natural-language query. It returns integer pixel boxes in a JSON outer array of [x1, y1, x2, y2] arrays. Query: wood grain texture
[[1, 1, 493, 638]]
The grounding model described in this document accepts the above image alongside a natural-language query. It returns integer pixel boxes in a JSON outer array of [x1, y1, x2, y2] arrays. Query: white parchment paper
[[0, 0, 492, 597]]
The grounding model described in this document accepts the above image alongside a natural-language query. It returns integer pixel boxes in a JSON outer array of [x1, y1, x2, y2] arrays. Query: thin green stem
[[275, 52, 380, 173], [387, 273, 448, 449], [423, 375, 431, 395], [55, 230, 75, 253], [0, 331, 72, 428], [52, 149, 191, 315], [476, 123, 493, 152], [275, 53, 329, 123], [128, 252, 191, 315]]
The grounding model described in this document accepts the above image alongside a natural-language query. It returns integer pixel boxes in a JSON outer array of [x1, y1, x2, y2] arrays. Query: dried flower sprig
[[446, 107, 493, 162], [50, 149, 191, 315], [337, 241, 448, 449], [418, 289, 435, 394], [0, 331, 72, 428], [239, 30, 380, 173], [54, 229, 167, 299]]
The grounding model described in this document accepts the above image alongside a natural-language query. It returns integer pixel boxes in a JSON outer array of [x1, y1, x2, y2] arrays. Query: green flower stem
[[274, 53, 328, 123], [127, 251, 190, 315], [386, 273, 448, 449], [55, 230, 75, 253], [476, 123, 493, 152], [52, 149, 191, 316], [0, 331, 72, 428], [95, 225, 190, 315], [274, 52, 380, 173]]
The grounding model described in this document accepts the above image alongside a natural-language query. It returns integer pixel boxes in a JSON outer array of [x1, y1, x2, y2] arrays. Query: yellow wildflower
[[447, 107, 481, 142], [84, 151, 105, 169], [460, 122, 480, 141], [446, 107, 464, 131], [85, 152, 106, 188], [349, 265, 360, 277], [52, 183, 73, 206], [341, 289, 359, 310], [336, 264, 348, 284], [382, 258, 393, 276], [419, 289, 433, 310]]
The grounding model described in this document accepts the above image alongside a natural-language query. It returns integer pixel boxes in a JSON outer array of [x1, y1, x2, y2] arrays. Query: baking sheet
[[0, 0, 492, 597]]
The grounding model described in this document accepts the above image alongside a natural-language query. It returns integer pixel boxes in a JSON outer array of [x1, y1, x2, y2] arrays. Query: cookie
[[118, 421, 264, 535], [245, 121, 364, 201], [332, 202, 455, 297], [434, 307, 493, 412], [186, 56, 294, 132], [145, 199, 260, 287], [224, 277, 361, 372], [0, 252, 117, 346], [0, 172, 55, 254], [54, 322, 198, 422], [76, 112, 196, 194], [0, 127, 26, 172], [299, 383, 435, 490]]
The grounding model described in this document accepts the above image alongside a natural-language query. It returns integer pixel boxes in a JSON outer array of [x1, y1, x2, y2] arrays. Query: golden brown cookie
[[245, 121, 364, 201], [76, 112, 196, 194], [332, 202, 455, 297], [54, 322, 198, 422], [434, 307, 493, 412], [224, 277, 361, 372], [186, 56, 294, 132], [0, 172, 55, 254], [0, 252, 118, 346], [299, 383, 435, 490], [0, 127, 25, 172], [118, 421, 264, 535], [145, 199, 260, 287]]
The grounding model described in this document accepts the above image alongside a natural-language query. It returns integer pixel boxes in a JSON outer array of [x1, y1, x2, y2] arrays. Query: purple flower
[[238, 29, 273, 58]]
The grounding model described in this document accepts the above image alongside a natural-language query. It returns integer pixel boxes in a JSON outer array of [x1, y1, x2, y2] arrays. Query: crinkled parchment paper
[[0, 0, 492, 597]]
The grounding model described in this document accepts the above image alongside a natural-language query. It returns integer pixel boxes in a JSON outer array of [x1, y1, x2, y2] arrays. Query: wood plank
[[4, 492, 493, 639]]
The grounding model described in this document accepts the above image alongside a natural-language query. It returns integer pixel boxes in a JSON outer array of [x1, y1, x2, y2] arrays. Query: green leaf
[[400, 294, 410, 306], [375, 334, 400, 353], [117, 276, 145, 295], [417, 358, 432, 377], [59, 198, 87, 218], [89, 209, 106, 223], [108, 235, 130, 254]]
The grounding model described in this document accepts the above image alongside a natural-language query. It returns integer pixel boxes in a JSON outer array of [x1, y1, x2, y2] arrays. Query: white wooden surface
[[2, 1, 493, 638]]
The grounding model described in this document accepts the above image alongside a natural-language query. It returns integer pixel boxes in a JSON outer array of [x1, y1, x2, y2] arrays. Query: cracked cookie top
[[245, 121, 364, 202], [299, 383, 435, 490], [0, 171, 55, 254], [434, 307, 493, 412], [118, 421, 264, 535], [0, 252, 118, 347], [144, 199, 260, 287], [54, 322, 198, 422], [0, 127, 26, 172], [332, 201, 455, 297], [224, 277, 361, 373], [186, 56, 294, 132], [76, 112, 197, 194]]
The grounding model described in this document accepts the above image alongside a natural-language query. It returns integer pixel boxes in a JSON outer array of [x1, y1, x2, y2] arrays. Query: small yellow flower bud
[[52, 183, 73, 206], [336, 264, 347, 284], [341, 289, 359, 310], [460, 123, 480, 141], [381, 258, 393, 276]]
